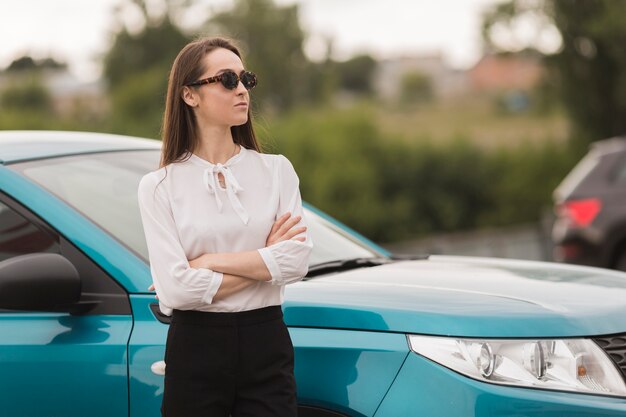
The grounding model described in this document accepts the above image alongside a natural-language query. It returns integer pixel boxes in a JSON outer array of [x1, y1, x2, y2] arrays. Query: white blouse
[[137, 145, 313, 315]]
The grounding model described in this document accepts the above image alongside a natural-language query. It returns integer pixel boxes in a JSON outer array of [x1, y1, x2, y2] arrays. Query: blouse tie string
[[202, 163, 250, 225]]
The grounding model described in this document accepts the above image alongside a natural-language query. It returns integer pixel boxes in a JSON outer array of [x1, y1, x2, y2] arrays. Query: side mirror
[[0, 253, 81, 312]]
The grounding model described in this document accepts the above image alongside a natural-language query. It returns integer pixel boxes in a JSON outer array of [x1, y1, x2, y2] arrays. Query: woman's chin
[[232, 116, 249, 127]]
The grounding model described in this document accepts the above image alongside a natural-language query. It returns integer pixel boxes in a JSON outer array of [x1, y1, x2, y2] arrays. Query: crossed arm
[[149, 212, 306, 301], [141, 155, 312, 307], [194, 212, 305, 300]]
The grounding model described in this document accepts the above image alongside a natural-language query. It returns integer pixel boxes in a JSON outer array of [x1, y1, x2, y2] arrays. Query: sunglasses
[[186, 70, 257, 91]]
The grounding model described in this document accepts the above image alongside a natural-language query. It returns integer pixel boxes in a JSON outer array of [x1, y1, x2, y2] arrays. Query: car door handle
[[151, 360, 166, 376]]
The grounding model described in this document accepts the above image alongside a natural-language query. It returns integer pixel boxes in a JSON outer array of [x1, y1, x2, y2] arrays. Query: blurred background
[[1, 0, 625, 262]]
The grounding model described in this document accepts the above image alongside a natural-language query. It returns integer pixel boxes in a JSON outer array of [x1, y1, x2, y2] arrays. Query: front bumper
[[374, 352, 626, 417]]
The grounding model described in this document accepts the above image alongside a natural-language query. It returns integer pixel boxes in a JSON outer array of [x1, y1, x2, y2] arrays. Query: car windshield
[[11, 150, 385, 266]]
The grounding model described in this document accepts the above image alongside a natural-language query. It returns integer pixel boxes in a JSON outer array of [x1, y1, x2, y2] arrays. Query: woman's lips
[[235, 102, 248, 108]]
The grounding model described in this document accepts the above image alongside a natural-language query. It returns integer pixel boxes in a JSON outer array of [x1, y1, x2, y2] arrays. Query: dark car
[[553, 136, 626, 270]]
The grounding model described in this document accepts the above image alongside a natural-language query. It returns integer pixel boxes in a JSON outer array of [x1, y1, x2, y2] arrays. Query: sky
[[0, 0, 521, 82]]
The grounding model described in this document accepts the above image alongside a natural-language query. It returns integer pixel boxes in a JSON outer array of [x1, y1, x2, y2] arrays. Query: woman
[[137, 37, 313, 417]]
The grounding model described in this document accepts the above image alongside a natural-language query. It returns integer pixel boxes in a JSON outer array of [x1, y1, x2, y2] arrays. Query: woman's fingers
[[266, 213, 305, 246], [148, 283, 158, 299], [276, 215, 301, 237], [269, 212, 290, 235], [281, 226, 307, 242]]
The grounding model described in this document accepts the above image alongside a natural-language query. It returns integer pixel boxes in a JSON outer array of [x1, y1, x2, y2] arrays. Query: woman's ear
[[181, 86, 198, 107]]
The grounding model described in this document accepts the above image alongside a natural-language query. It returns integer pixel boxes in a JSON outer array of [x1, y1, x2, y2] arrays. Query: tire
[[614, 250, 626, 272]]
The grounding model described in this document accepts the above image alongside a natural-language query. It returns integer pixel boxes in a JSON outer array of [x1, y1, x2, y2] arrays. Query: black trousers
[[161, 305, 297, 417]]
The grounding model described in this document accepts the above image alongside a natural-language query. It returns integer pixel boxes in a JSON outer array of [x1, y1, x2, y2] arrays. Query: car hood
[[283, 256, 626, 338]]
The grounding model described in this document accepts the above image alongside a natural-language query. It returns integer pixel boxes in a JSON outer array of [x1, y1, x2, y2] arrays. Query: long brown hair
[[160, 37, 261, 168]]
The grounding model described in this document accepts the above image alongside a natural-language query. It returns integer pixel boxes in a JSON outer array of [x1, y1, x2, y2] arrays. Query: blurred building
[[0, 68, 107, 116], [373, 53, 469, 101], [372, 51, 545, 104], [468, 53, 544, 92], [46, 70, 107, 116]]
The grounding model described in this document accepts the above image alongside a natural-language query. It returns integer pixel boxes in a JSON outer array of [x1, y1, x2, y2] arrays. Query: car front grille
[[594, 334, 626, 381]]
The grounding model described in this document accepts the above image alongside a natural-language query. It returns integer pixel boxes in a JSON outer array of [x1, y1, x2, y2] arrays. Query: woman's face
[[184, 47, 250, 129]]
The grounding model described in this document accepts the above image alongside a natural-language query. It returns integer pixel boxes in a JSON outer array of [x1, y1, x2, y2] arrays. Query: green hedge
[[264, 106, 579, 243]]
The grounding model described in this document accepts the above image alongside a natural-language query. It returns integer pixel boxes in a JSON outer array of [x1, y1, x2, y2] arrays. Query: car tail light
[[558, 198, 602, 227]]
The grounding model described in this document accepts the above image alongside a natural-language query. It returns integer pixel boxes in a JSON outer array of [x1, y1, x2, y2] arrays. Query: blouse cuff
[[200, 271, 224, 304], [257, 247, 282, 284]]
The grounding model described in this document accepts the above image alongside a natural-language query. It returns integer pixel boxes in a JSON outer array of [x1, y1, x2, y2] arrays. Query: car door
[[0, 195, 133, 417]]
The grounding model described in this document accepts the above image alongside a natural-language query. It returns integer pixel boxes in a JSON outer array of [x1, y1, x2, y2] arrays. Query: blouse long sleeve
[[137, 172, 223, 314], [257, 155, 313, 286]]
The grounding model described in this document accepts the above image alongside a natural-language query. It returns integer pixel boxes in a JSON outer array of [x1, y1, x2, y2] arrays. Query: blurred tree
[[104, 19, 188, 90], [38, 58, 67, 70], [399, 71, 433, 104], [271, 105, 574, 241], [5, 56, 37, 72], [102, 0, 191, 135], [203, 0, 314, 110], [334, 54, 377, 95], [269, 106, 388, 239], [0, 77, 52, 113], [303, 60, 337, 104], [108, 67, 167, 138], [482, 0, 626, 148], [5, 56, 67, 72], [0, 56, 91, 130]]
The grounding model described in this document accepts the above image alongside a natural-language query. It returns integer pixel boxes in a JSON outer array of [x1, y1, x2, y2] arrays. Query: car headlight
[[408, 335, 626, 397]]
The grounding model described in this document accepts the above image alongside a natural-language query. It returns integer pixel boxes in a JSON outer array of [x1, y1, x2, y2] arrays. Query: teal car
[[1, 130, 626, 417]]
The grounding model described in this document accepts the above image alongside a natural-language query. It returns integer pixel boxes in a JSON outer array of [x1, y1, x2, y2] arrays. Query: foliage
[[550, 0, 626, 146], [0, 75, 52, 113], [399, 71, 433, 104], [204, 0, 322, 110], [103, 18, 189, 91], [334, 54, 377, 95], [482, 140, 579, 226], [100, 3, 190, 137], [108, 66, 167, 138], [302, 61, 337, 104], [0, 0, 581, 244], [4, 56, 67, 72], [266, 106, 574, 242], [482, 0, 626, 147], [266, 105, 385, 238]]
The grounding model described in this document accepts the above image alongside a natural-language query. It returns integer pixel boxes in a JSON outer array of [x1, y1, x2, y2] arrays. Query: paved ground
[[383, 222, 554, 262]]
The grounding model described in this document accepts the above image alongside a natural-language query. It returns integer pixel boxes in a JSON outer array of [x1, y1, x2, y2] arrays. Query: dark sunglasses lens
[[241, 72, 257, 90], [220, 71, 239, 90]]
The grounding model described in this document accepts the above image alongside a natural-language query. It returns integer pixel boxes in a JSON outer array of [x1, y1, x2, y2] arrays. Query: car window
[[10, 150, 383, 265], [0, 199, 59, 262], [0, 194, 131, 315], [612, 157, 626, 184], [12, 151, 159, 261]]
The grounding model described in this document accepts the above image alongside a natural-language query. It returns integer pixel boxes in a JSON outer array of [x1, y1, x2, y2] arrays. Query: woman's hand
[[265, 212, 307, 247], [148, 283, 158, 299], [189, 254, 209, 269]]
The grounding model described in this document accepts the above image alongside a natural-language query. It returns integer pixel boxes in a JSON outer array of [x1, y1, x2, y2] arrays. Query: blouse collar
[[187, 146, 249, 225], [187, 145, 246, 168]]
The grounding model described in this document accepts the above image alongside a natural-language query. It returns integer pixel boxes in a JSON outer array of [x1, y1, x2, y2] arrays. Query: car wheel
[[615, 250, 626, 272]]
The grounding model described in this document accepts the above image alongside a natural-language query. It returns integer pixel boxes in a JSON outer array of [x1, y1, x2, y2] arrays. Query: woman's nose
[[235, 79, 248, 94]]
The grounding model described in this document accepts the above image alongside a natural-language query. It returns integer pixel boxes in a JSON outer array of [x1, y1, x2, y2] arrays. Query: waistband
[[171, 305, 283, 326]]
